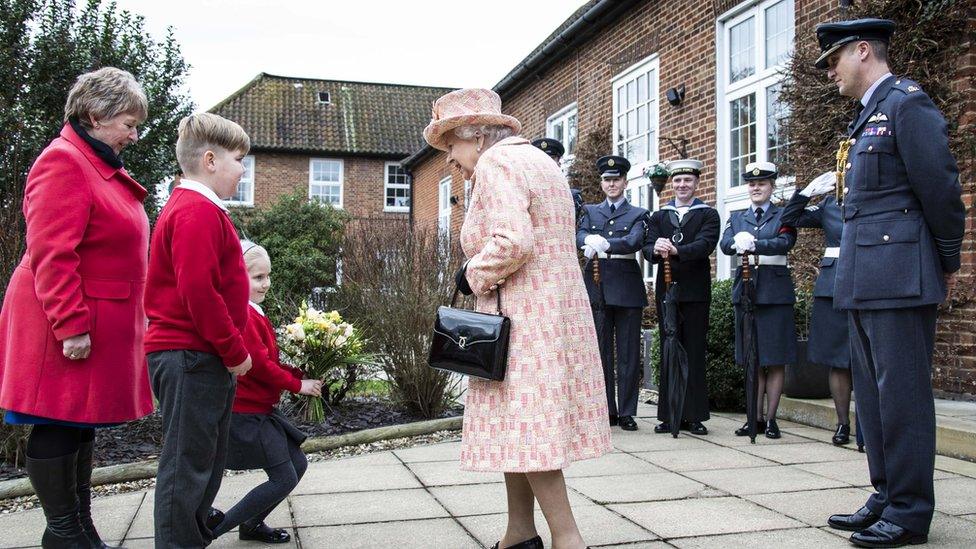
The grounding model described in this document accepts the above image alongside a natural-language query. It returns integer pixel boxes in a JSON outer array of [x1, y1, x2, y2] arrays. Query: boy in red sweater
[[210, 241, 322, 544], [145, 112, 253, 548]]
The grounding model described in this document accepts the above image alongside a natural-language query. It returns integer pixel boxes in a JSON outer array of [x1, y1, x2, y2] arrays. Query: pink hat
[[423, 88, 522, 151]]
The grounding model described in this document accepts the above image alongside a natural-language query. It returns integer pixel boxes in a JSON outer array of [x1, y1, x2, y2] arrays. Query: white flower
[[335, 335, 348, 347], [285, 323, 306, 341], [344, 324, 354, 337]]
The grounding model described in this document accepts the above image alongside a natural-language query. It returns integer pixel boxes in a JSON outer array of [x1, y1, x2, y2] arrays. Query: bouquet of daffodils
[[280, 302, 377, 422]]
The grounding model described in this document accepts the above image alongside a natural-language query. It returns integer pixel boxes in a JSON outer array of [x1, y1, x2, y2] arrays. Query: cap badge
[[752, 168, 761, 176], [541, 142, 547, 149], [608, 159, 615, 167]]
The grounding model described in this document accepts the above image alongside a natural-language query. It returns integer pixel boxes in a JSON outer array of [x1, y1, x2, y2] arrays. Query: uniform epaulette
[[891, 77, 922, 95]]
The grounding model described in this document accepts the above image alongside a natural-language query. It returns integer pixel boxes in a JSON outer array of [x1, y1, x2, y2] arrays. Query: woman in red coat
[[0, 67, 154, 549]]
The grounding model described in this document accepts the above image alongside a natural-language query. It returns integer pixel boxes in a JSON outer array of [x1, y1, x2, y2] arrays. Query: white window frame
[[612, 54, 661, 283], [308, 158, 344, 208], [438, 176, 452, 241], [715, 0, 795, 279], [545, 102, 578, 170], [383, 162, 410, 213], [225, 155, 255, 207]]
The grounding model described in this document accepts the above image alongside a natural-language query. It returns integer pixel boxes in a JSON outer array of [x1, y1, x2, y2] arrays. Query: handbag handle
[[450, 285, 503, 315]]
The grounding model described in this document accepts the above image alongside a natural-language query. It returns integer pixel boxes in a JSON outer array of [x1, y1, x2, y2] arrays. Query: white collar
[[248, 301, 265, 316], [861, 72, 893, 107], [177, 178, 228, 211]]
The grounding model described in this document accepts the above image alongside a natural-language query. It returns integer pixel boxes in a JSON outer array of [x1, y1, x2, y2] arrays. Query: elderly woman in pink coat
[[424, 88, 611, 549]]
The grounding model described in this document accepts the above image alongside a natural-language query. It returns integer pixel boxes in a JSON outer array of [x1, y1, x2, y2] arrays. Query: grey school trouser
[[149, 350, 236, 548]]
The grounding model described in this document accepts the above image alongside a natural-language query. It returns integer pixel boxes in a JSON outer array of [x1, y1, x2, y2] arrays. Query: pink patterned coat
[[459, 136, 612, 472]]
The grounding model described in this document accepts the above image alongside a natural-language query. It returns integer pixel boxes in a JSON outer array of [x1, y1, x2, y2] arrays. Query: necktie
[[755, 207, 764, 224], [610, 204, 616, 214]]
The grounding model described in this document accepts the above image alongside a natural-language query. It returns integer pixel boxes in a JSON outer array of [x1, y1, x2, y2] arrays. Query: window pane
[[627, 80, 636, 108], [627, 110, 637, 138], [637, 74, 647, 103], [647, 69, 657, 99], [766, 84, 791, 171], [765, 0, 794, 68], [637, 105, 647, 134], [552, 120, 564, 143], [567, 113, 577, 155], [730, 16, 756, 83], [729, 94, 756, 187], [617, 114, 627, 143]]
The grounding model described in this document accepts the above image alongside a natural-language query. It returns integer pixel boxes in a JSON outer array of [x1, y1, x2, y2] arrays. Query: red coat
[[233, 305, 303, 414], [0, 124, 154, 423]]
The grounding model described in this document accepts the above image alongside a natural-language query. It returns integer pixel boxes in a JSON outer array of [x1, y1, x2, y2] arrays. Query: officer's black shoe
[[849, 519, 926, 548], [490, 535, 544, 549], [239, 521, 291, 544], [832, 423, 851, 446], [765, 418, 781, 439], [654, 422, 670, 433], [827, 506, 881, 531], [206, 507, 225, 531], [619, 416, 638, 431], [609, 414, 619, 426], [682, 421, 708, 435], [734, 419, 766, 436]]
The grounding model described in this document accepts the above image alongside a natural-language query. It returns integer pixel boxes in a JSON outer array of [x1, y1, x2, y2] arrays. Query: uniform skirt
[[226, 408, 307, 471], [807, 296, 850, 369], [734, 304, 797, 367]]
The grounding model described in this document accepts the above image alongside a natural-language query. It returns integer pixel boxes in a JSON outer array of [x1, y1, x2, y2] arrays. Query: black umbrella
[[660, 257, 689, 438], [739, 253, 761, 443]]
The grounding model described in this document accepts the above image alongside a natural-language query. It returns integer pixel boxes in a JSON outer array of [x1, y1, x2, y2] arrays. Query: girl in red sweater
[[211, 241, 323, 543]]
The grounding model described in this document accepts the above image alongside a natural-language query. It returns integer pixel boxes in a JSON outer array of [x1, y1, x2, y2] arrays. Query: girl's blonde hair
[[240, 239, 270, 269]]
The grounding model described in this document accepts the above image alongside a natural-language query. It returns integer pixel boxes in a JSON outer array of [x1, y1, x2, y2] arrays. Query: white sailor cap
[[666, 159, 704, 177], [742, 161, 778, 181]]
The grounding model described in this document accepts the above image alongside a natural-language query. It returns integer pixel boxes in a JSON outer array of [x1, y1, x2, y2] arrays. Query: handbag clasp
[[458, 336, 468, 349]]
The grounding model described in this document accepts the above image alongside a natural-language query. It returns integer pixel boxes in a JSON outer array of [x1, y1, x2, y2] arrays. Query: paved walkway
[[3, 403, 976, 548]]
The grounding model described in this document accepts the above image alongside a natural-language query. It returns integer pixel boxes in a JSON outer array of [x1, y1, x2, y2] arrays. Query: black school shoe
[[765, 418, 781, 439], [491, 535, 544, 549], [832, 423, 851, 445], [849, 519, 927, 548], [681, 421, 708, 435], [619, 416, 638, 431], [239, 521, 291, 544], [734, 419, 766, 436], [827, 506, 881, 531], [653, 422, 670, 434]]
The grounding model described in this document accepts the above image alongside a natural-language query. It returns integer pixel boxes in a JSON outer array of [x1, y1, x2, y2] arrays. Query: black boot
[[27, 451, 92, 549], [77, 440, 122, 549]]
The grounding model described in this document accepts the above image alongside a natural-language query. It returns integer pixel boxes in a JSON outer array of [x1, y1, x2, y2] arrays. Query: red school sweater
[[144, 188, 249, 367], [233, 305, 304, 414]]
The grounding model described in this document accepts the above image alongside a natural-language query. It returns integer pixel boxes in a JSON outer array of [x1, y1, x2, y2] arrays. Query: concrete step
[[779, 396, 976, 463]]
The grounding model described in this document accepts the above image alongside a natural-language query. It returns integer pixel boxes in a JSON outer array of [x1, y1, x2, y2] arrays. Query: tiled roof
[[210, 73, 454, 156]]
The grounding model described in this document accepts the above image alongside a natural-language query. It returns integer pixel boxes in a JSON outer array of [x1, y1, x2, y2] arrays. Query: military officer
[[719, 161, 798, 440], [532, 137, 584, 222], [643, 159, 720, 436], [781, 172, 859, 446], [814, 19, 966, 548], [577, 155, 649, 431]]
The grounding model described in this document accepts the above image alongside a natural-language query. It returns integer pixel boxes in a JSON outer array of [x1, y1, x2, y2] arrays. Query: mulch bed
[[0, 396, 461, 482]]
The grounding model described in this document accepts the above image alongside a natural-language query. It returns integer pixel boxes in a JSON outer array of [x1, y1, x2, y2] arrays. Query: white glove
[[733, 231, 756, 253], [581, 244, 597, 259], [584, 234, 610, 253], [800, 171, 837, 197]]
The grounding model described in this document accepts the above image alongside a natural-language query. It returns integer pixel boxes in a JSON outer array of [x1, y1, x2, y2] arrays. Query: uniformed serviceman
[[780, 171, 858, 446], [577, 155, 648, 431], [532, 137, 584, 222], [643, 159, 720, 436], [814, 19, 966, 548], [719, 161, 798, 440]]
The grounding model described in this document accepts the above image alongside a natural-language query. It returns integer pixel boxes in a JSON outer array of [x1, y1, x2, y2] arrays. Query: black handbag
[[428, 286, 511, 381]]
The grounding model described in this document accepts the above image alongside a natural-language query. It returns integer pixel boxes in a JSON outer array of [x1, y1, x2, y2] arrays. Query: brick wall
[[408, 0, 976, 396], [250, 152, 408, 220]]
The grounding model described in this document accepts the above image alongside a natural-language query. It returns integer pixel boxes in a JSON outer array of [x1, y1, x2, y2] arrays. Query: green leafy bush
[[705, 279, 744, 411]]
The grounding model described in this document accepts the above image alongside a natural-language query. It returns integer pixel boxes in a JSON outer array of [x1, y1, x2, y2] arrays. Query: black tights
[[212, 439, 307, 537], [26, 424, 95, 459]]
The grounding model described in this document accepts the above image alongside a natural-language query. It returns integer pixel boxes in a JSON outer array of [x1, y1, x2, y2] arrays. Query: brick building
[[208, 73, 451, 218], [402, 0, 976, 396]]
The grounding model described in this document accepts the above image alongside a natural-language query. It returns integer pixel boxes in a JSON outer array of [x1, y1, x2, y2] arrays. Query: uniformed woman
[[720, 161, 798, 439], [643, 159, 720, 435], [780, 171, 855, 445]]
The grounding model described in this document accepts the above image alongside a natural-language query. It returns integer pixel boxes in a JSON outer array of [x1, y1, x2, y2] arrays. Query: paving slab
[[933, 476, 976, 515], [934, 400, 976, 417], [290, 488, 448, 527], [796, 459, 956, 488], [457, 504, 659, 547], [429, 481, 594, 516], [292, 463, 421, 494], [935, 455, 976, 478], [393, 441, 461, 463], [745, 487, 873, 526], [405, 459, 503, 487], [609, 496, 802, 538], [736, 441, 865, 464], [563, 452, 665, 478], [567, 472, 714, 504], [122, 532, 300, 548], [299, 518, 479, 548], [684, 465, 847, 496], [693, 427, 809, 447], [670, 526, 851, 548], [632, 446, 774, 472], [612, 430, 716, 453], [925, 512, 976, 548]]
